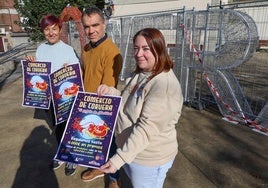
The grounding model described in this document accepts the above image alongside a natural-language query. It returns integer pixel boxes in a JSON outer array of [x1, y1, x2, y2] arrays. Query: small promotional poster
[[21, 60, 51, 109], [50, 63, 84, 125], [54, 92, 122, 169]]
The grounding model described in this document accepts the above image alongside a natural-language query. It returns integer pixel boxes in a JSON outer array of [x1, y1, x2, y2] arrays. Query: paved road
[[0, 76, 268, 188]]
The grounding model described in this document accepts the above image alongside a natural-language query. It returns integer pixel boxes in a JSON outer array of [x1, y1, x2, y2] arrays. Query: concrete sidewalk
[[0, 77, 268, 188]]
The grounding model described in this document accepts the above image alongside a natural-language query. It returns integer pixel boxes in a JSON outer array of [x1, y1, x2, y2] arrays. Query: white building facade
[[111, 0, 222, 17]]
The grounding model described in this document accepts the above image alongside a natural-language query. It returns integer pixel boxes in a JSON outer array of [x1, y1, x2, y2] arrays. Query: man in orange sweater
[[80, 6, 123, 188], [82, 8, 122, 93]]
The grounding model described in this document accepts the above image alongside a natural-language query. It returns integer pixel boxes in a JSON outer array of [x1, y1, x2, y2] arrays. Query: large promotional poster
[[21, 60, 51, 109], [50, 63, 84, 125], [54, 92, 122, 169]]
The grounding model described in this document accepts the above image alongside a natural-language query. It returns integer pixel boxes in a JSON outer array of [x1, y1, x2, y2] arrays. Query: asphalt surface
[[0, 68, 268, 188]]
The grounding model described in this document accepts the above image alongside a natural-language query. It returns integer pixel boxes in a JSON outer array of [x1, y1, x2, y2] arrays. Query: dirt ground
[[0, 77, 268, 188]]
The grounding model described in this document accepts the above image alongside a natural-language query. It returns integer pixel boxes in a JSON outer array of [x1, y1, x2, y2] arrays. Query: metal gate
[[105, 4, 267, 132]]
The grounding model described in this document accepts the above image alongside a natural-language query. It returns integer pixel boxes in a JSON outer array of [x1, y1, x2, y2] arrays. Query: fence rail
[[61, 1, 268, 131], [104, 3, 268, 130]]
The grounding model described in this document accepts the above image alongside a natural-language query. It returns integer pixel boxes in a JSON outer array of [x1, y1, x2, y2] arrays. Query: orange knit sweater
[[82, 38, 122, 93]]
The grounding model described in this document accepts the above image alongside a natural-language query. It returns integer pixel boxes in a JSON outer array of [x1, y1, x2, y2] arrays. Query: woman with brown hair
[[96, 28, 184, 188]]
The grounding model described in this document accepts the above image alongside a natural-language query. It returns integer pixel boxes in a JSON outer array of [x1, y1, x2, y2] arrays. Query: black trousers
[[48, 106, 67, 145], [55, 121, 67, 144]]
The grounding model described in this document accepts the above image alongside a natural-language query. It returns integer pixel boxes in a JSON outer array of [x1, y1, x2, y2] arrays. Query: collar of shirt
[[90, 33, 108, 48]]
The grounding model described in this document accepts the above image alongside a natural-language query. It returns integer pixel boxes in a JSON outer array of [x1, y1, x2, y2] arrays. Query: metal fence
[[104, 2, 268, 130], [62, 1, 268, 130]]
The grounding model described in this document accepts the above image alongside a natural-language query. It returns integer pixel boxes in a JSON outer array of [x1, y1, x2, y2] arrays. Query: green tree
[[14, 0, 105, 42]]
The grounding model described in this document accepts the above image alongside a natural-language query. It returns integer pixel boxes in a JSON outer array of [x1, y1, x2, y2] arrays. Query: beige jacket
[[107, 70, 183, 170]]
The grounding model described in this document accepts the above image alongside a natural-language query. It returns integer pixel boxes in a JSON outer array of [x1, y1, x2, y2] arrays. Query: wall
[[112, 0, 214, 17], [0, 0, 25, 51], [0, 0, 21, 32]]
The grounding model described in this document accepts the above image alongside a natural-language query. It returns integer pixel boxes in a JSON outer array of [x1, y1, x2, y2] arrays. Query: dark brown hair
[[133, 28, 173, 78], [39, 14, 62, 32], [82, 6, 105, 22]]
